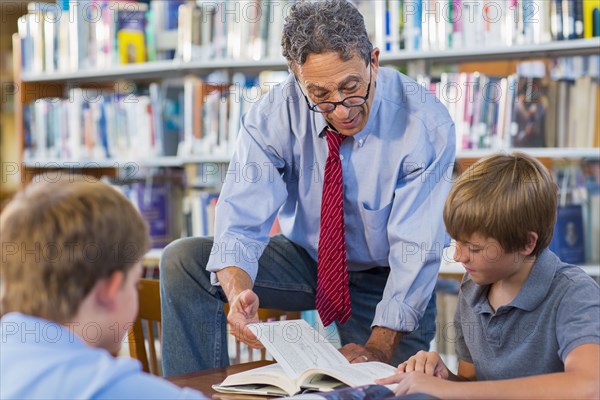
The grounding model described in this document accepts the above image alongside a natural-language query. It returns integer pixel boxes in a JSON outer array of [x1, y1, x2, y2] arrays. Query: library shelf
[[20, 57, 288, 84], [22, 149, 600, 170], [457, 148, 600, 159], [439, 260, 600, 278], [19, 38, 600, 84], [379, 38, 600, 64], [22, 155, 232, 169]]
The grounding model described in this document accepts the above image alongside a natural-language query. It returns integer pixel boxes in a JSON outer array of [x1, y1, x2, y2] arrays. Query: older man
[[160, 0, 456, 376]]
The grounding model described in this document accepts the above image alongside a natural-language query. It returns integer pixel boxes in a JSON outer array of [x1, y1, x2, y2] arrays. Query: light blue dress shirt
[[207, 67, 456, 332], [0, 313, 206, 399]]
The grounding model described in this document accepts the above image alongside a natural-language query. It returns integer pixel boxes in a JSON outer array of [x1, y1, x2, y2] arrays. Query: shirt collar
[[316, 72, 383, 143], [509, 249, 558, 311]]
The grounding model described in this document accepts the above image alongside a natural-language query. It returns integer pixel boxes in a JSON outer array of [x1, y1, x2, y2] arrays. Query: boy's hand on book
[[227, 289, 263, 349], [397, 350, 449, 379], [375, 370, 446, 397]]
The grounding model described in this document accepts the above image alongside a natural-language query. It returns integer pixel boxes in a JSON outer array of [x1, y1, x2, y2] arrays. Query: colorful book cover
[[130, 182, 171, 248], [583, 0, 600, 37], [550, 204, 586, 264], [117, 8, 147, 64]]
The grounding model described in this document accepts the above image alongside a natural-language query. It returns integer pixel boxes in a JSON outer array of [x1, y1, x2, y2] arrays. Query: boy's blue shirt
[[0, 312, 206, 399], [455, 249, 600, 380]]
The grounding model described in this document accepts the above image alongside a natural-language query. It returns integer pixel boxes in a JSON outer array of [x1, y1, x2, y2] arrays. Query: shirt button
[[358, 139, 364, 146], [339, 155, 344, 160]]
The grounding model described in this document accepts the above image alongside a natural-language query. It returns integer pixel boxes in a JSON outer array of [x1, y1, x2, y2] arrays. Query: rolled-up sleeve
[[373, 120, 456, 332]]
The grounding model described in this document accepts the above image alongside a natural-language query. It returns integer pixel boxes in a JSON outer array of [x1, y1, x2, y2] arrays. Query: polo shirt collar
[[317, 72, 382, 143], [509, 249, 558, 311], [461, 275, 491, 314]]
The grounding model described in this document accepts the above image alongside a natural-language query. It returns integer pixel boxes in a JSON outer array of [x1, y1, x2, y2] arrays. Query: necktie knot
[[325, 129, 346, 154]]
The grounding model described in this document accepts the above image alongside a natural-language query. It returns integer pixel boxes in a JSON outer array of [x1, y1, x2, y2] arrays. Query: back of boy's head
[[444, 152, 558, 257], [0, 175, 150, 322]]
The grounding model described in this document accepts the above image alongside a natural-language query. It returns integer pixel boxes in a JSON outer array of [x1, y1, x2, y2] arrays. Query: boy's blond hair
[[444, 152, 558, 257], [1, 175, 150, 322]]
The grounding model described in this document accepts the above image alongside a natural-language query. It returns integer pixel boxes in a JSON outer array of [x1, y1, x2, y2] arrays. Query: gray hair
[[281, 0, 373, 70]]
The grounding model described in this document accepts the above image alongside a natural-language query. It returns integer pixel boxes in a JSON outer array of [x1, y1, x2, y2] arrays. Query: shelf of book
[[22, 155, 232, 169], [380, 38, 600, 64], [457, 148, 600, 159], [21, 148, 600, 170], [20, 57, 289, 84], [19, 38, 600, 84], [12, 1, 600, 269], [439, 259, 600, 278]]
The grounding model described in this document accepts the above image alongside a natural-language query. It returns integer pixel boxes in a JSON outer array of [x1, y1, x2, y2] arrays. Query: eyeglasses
[[296, 66, 372, 113]]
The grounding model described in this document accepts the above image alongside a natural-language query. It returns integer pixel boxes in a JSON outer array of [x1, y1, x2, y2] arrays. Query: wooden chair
[[128, 278, 162, 376], [127, 278, 302, 373]]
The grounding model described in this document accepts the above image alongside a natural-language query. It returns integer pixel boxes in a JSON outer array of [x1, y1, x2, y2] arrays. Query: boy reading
[[378, 152, 600, 399], [0, 176, 206, 399]]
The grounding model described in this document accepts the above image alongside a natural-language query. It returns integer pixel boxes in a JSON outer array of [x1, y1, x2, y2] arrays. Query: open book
[[213, 319, 397, 397]]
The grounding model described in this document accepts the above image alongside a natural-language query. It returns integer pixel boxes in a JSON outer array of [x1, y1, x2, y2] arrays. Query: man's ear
[[521, 232, 539, 257], [371, 47, 380, 66], [371, 48, 380, 76], [95, 270, 125, 311]]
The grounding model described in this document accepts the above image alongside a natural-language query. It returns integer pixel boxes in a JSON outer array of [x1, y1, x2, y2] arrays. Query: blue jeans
[[160, 235, 437, 376]]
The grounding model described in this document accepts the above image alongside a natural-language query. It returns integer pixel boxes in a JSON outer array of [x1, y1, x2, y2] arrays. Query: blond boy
[[0, 176, 206, 399], [378, 152, 600, 399]]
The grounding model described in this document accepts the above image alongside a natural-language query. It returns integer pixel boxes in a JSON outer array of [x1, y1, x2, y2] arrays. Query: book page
[[249, 320, 349, 378], [298, 361, 397, 392], [216, 363, 297, 396]]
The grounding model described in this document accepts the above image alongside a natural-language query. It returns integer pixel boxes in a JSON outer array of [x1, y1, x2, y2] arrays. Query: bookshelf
[[11, 2, 600, 268], [13, 36, 600, 167], [17, 38, 600, 84]]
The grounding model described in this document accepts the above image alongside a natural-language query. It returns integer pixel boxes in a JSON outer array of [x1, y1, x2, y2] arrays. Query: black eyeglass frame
[[296, 65, 372, 113]]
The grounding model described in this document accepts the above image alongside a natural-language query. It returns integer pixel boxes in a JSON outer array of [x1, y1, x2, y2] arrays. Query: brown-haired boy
[[378, 152, 600, 399], [0, 176, 206, 399]]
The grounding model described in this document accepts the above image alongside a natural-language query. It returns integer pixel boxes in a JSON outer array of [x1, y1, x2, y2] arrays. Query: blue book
[[131, 182, 172, 248], [550, 204, 586, 264]]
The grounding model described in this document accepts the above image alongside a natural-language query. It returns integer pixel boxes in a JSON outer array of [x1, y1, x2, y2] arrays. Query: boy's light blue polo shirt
[[0, 313, 207, 399], [455, 249, 600, 380]]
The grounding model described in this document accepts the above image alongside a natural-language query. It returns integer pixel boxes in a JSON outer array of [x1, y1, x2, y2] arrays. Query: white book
[[266, 0, 286, 59], [57, 10, 70, 72], [533, 0, 552, 43], [43, 12, 56, 73], [226, 2, 242, 59], [421, 0, 432, 51], [213, 320, 397, 397], [586, 79, 598, 148], [68, 1, 80, 71], [373, 0, 386, 50], [68, 88, 84, 160], [28, 13, 44, 73], [388, 0, 401, 52], [496, 77, 509, 148]]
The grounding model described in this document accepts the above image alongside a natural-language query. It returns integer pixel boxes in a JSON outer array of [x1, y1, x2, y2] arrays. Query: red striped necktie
[[315, 128, 351, 327]]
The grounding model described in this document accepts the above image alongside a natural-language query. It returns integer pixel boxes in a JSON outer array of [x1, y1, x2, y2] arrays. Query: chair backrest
[[127, 278, 302, 372], [128, 278, 162, 376], [224, 304, 301, 364]]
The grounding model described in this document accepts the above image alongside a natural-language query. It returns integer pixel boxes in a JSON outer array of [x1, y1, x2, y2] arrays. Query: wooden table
[[166, 360, 274, 399]]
